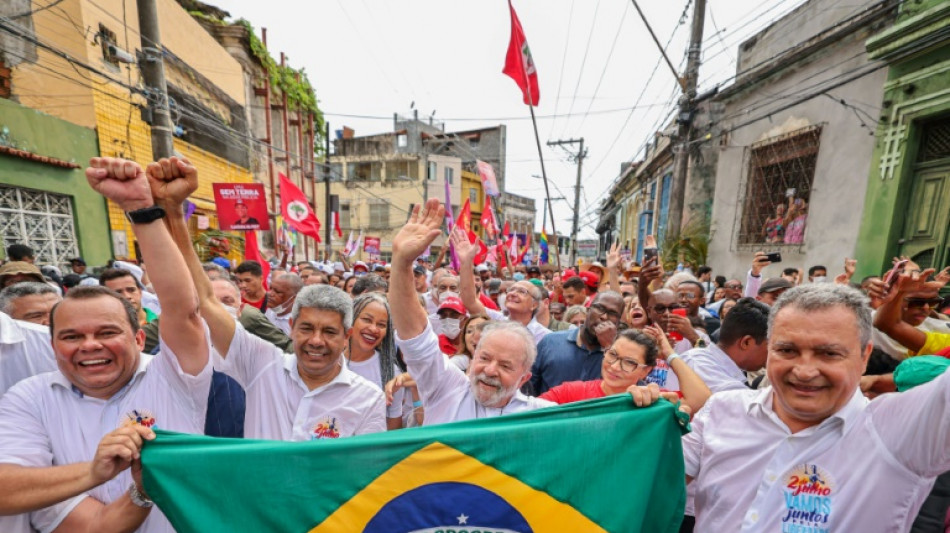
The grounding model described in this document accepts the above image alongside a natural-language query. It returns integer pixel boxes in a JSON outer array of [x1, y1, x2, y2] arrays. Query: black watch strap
[[125, 205, 166, 225]]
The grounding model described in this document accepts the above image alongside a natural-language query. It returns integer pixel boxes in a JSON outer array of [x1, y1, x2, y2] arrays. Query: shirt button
[[750, 512, 759, 522], [767, 474, 777, 482]]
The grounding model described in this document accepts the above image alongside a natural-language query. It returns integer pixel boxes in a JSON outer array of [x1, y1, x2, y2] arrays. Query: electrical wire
[[7, 0, 67, 19], [560, 0, 602, 139], [575, 1, 630, 132], [547, 0, 576, 140]]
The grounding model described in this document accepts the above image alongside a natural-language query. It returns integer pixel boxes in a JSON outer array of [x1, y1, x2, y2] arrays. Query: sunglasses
[[904, 297, 943, 309]]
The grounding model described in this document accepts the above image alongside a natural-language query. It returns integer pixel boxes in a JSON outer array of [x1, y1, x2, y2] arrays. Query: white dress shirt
[[395, 323, 554, 425], [0, 312, 57, 397], [264, 308, 292, 335], [0, 336, 213, 533], [485, 308, 550, 344], [684, 370, 950, 532], [218, 323, 386, 440], [682, 342, 748, 393]]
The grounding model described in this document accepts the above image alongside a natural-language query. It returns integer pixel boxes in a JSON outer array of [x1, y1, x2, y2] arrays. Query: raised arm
[[147, 158, 237, 358], [873, 269, 938, 354], [606, 241, 621, 293], [637, 256, 663, 310], [389, 199, 445, 339], [644, 324, 711, 413], [86, 158, 206, 374], [451, 227, 487, 317]]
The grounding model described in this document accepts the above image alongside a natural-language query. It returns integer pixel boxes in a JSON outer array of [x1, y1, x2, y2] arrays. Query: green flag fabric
[[142, 396, 689, 533]]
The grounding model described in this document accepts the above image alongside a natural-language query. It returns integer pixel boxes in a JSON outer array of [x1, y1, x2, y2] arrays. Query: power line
[[7, 0, 67, 19], [560, 0, 602, 139], [320, 100, 673, 122], [576, 1, 630, 132], [547, 0, 576, 140]]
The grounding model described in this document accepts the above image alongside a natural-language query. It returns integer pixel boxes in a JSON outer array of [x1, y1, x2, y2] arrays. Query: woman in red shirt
[[539, 325, 710, 415]]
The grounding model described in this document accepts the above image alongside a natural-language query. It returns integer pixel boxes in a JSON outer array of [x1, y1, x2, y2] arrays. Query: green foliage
[[187, 10, 225, 25], [659, 217, 710, 271]]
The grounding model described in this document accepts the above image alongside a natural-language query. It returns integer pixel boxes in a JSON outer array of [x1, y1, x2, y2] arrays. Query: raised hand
[[750, 251, 770, 277], [642, 323, 674, 356], [85, 157, 152, 211], [146, 156, 198, 208], [391, 199, 444, 265], [606, 240, 621, 271], [88, 425, 156, 486], [449, 226, 477, 264], [935, 266, 950, 288], [639, 256, 664, 287]]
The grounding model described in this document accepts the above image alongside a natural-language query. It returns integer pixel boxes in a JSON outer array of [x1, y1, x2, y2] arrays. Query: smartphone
[[786, 188, 796, 197], [643, 247, 658, 264], [764, 252, 782, 263], [668, 308, 687, 342], [884, 259, 908, 287]]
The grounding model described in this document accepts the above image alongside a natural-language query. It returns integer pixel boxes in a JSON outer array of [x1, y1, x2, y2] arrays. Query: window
[[347, 162, 380, 181], [369, 202, 390, 228], [329, 163, 343, 182], [738, 125, 822, 245], [98, 24, 121, 67], [427, 161, 438, 182], [445, 167, 454, 184], [339, 202, 351, 230], [469, 188, 478, 205], [0, 185, 79, 264], [396, 134, 408, 148]]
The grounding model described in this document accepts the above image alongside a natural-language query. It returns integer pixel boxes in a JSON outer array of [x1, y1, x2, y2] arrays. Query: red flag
[[279, 173, 321, 242], [333, 211, 343, 239], [456, 198, 472, 232], [502, 0, 539, 106], [502, 221, 511, 238], [481, 197, 499, 239], [244, 229, 270, 290]]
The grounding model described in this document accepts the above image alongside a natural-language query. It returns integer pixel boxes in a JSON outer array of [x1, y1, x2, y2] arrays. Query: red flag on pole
[[456, 198, 472, 233], [502, 0, 539, 106], [481, 196, 499, 239], [244, 229, 270, 290], [333, 211, 343, 239], [279, 173, 321, 242]]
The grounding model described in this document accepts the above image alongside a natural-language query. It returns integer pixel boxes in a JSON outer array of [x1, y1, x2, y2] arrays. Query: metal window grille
[[0, 185, 79, 264], [369, 202, 390, 228], [737, 125, 822, 245], [917, 118, 950, 163]]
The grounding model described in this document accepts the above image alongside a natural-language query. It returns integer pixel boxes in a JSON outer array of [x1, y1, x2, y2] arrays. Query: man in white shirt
[[264, 273, 303, 334], [682, 298, 770, 393], [684, 283, 950, 532], [454, 229, 549, 344], [0, 156, 212, 532], [157, 160, 386, 441], [0, 282, 61, 326], [390, 200, 553, 425]]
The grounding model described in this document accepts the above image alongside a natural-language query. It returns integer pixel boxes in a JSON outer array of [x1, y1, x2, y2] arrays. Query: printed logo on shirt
[[781, 463, 835, 532], [310, 417, 341, 440], [645, 359, 670, 387], [121, 409, 157, 429]]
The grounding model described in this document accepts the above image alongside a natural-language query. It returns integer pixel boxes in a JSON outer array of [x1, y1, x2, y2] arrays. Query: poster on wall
[[364, 236, 381, 261], [213, 183, 270, 231]]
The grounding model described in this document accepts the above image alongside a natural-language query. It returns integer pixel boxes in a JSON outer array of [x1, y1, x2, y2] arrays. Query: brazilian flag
[[142, 396, 689, 532]]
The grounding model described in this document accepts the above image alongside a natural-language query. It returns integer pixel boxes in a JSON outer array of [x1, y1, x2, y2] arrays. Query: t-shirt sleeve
[[682, 396, 712, 478], [871, 368, 950, 477], [218, 322, 285, 388], [911, 331, 950, 357], [31, 495, 85, 533], [395, 323, 469, 407], [539, 382, 569, 404], [0, 378, 53, 467]]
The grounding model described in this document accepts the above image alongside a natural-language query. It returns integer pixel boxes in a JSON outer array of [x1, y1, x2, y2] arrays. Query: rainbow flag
[[539, 230, 549, 264], [142, 397, 688, 532]]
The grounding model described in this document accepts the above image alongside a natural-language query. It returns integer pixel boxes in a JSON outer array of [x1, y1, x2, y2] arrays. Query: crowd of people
[[0, 155, 949, 532]]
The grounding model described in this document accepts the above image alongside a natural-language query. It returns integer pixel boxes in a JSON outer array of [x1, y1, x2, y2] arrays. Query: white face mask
[[497, 294, 506, 309], [440, 318, 461, 339], [812, 276, 827, 284], [271, 297, 295, 316], [223, 305, 239, 319]]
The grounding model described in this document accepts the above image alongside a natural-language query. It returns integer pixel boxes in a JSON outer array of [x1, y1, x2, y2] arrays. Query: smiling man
[[389, 200, 553, 425], [155, 157, 385, 441], [683, 283, 950, 532]]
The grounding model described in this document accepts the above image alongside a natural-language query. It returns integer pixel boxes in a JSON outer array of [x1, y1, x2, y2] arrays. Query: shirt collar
[[748, 384, 868, 435], [286, 353, 353, 393]]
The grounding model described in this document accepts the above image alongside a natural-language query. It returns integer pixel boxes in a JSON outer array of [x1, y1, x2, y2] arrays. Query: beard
[[469, 371, 521, 408]]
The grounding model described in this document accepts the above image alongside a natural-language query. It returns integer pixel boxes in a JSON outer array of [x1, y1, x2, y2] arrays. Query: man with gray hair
[[684, 283, 950, 532], [0, 282, 60, 326], [265, 273, 303, 334], [389, 199, 553, 425], [155, 160, 385, 441]]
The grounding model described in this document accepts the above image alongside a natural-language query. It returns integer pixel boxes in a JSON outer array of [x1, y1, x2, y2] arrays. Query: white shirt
[[264, 308, 292, 335], [0, 338, 212, 533], [141, 290, 162, 316], [345, 351, 406, 419], [683, 371, 950, 532], [682, 343, 748, 393], [0, 312, 57, 398], [219, 323, 386, 440], [395, 323, 554, 426], [485, 308, 550, 345], [870, 311, 950, 360]]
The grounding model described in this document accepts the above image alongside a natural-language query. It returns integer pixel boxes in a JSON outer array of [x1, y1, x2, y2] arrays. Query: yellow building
[[461, 169, 486, 239], [8, 0, 253, 262]]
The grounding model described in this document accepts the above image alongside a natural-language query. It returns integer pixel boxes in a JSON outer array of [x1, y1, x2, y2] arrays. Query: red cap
[[562, 269, 577, 279], [579, 270, 600, 289], [438, 296, 467, 315]]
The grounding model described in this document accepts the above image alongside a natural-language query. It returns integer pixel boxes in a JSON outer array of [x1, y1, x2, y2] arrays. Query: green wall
[[0, 98, 112, 264]]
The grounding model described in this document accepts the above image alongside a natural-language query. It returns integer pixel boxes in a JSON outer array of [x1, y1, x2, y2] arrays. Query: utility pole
[[547, 138, 586, 266], [137, 0, 174, 159], [324, 122, 332, 260], [666, 0, 706, 238]]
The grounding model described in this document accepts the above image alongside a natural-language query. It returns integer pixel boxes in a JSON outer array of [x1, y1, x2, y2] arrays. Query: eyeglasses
[[506, 286, 539, 300], [589, 303, 621, 322], [652, 304, 683, 314], [604, 350, 649, 373], [724, 283, 743, 289], [905, 297, 942, 309]]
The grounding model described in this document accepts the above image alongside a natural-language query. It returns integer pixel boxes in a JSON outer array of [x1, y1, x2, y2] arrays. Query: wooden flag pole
[[527, 104, 561, 273]]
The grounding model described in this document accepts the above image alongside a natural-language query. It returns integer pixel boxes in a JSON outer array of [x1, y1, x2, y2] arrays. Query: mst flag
[[279, 173, 321, 241], [502, 0, 539, 106], [142, 396, 688, 533]]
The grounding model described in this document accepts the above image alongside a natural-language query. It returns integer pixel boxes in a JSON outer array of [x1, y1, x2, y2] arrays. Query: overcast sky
[[210, 0, 809, 238]]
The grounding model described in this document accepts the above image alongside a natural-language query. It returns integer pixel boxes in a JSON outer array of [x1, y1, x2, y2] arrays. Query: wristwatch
[[125, 205, 166, 225], [128, 482, 153, 508]]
